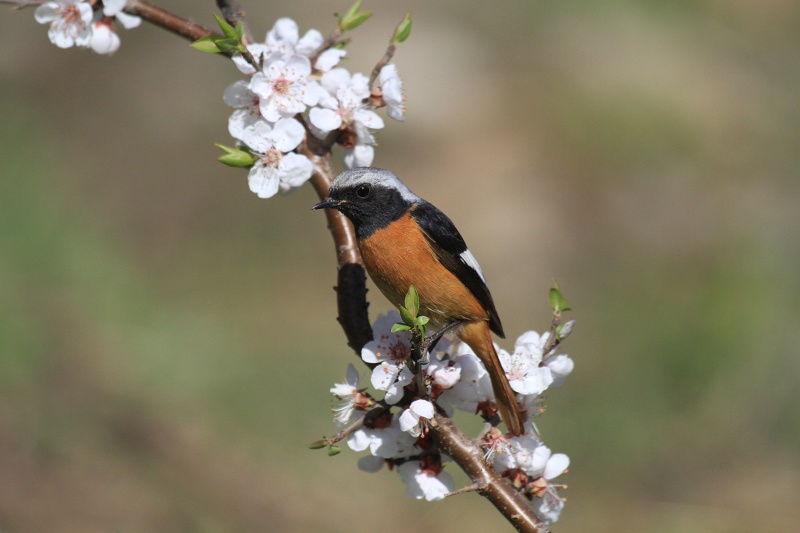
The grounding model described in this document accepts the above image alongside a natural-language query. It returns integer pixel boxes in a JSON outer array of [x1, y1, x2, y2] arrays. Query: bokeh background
[[1, 1, 799, 531]]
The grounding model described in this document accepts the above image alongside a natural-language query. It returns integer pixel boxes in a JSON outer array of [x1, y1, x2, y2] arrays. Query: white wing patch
[[459, 249, 486, 283]]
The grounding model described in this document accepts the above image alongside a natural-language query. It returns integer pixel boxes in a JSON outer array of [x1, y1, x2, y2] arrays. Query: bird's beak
[[312, 198, 341, 210]]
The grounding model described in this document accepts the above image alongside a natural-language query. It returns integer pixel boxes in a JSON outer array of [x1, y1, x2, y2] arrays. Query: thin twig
[[320, 410, 368, 446], [0, 0, 43, 9], [368, 43, 396, 87], [541, 313, 562, 362], [447, 482, 486, 497]]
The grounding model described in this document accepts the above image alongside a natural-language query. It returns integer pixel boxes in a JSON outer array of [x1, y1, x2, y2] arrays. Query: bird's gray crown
[[331, 167, 420, 203]]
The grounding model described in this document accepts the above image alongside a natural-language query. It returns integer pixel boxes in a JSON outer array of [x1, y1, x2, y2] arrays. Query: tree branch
[[124, 0, 211, 42]]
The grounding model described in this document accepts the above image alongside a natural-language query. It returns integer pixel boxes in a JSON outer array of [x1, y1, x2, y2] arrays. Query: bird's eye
[[356, 184, 371, 198]]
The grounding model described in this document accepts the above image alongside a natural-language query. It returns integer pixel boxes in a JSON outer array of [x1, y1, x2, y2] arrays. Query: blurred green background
[[1, 1, 799, 531]]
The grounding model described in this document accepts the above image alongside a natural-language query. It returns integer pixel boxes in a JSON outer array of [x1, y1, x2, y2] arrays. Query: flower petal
[[296, 28, 323, 55], [267, 17, 299, 45], [543, 453, 570, 480], [247, 163, 280, 199], [399, 408, 419, 434], [410, 399, 435, 419], [269, 118, 305, 152], [277, 153, 313, 190], [315, 48, 346, 72], [309, 107, 342, 132], [34, 3, 57, 24], [342, 144, 374, 169]]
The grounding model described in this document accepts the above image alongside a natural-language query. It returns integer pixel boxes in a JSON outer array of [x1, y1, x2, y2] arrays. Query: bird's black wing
[[411, 201, 504, 338]]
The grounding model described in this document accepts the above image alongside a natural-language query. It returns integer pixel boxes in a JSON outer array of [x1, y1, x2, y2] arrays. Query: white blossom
[[330, 364, 364, 426], [346, 413, 416, 459], [398, 399, 434, 437], [342, 143, 375, 169], [310, 68, 384, 168], [361, 312, 414, 404], [250, 55, 321, 122], [102, 0, 141, 30], [544, 353, 574, 387], [223, 80, 262, 141], [233, 17, 346, 75], [397, 460, 454, 501], [378, 64, 405, 121], [437, 342, 494, 414], [89, 20, 119, 55], [499, 331, 554, 396], [35, 0, 93, 49], [237, 118, 312, 199], [426, 349, 461, 390]]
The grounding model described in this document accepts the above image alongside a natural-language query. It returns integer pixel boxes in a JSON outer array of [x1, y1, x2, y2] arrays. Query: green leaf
[[404, 285, 419, 317], [391, 323, 412, 333], [342, 10, 372, 30], [216, 144, 255, 167], [308, 440, 327, 450], [235, 21, 244, 38], [338, 0, 372, 31], [342, 0, 361, 21], [392, 11, 412, 44], [190, 34, 222, 53], [416, 315, 429, 326], [399, 305, 415, 327], [328, 445, 342, 456], [549, 283, 571, 312], [214, 37, 242, 52], [214, 14, 240, 40]]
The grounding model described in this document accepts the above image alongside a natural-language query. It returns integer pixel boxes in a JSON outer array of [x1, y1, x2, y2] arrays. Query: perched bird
[[313, 167, 525, 436]]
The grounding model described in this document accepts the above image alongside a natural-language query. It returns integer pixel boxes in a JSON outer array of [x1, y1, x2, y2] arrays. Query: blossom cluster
[[223, 18, 404, 199], [329, 311, 574, 523], [34, 0, 141, 55]]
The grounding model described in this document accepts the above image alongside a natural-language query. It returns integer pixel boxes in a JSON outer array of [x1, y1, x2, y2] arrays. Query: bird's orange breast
[[358, 213, 488, 326]]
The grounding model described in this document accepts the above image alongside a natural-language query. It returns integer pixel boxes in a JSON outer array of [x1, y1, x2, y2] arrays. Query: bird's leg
[[409, 319, 462, 398], [422, 319, 462, 356]]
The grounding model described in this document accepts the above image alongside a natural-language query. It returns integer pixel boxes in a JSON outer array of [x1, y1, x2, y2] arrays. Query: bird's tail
[[458, 322, 525, 436]]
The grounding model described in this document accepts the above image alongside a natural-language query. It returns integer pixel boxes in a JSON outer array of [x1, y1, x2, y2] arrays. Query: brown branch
[[299, 141, 373, 353], [124, 0, 211, 42]]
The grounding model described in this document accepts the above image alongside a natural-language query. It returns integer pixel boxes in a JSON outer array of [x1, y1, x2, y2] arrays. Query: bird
[[312, 167, 525, 436]]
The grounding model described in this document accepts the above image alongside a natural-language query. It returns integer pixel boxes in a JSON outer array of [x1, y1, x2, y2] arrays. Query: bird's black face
[[312, 175, 413, 239]]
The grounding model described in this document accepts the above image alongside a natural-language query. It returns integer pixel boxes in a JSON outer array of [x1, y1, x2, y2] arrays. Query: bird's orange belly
[[358, 214, 488, 326]]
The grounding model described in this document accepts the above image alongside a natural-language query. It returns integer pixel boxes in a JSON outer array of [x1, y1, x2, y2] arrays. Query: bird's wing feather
[[411, 202, 504, 338]]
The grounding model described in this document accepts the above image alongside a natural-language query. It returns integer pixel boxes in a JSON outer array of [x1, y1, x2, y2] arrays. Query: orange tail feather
[[458, 321, 525, 436]]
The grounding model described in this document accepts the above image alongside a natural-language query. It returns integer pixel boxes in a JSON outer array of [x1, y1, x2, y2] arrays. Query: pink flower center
[[272, 78, 290, 95], [57, 4, 82, 25], [261, 148, 282, 167]]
